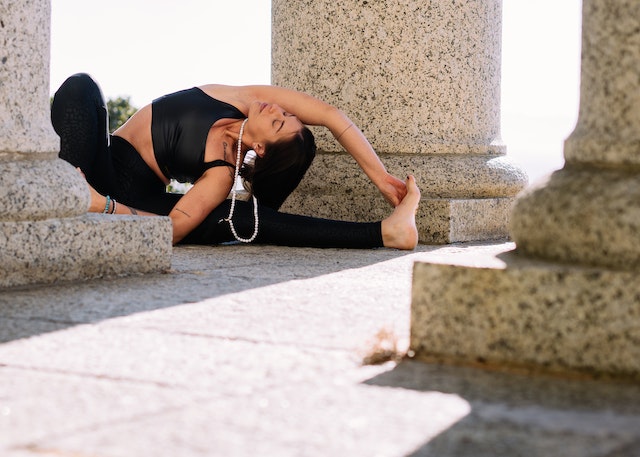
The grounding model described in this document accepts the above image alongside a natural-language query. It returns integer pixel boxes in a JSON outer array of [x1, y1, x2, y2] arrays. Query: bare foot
[[381, 175, 420, 250]]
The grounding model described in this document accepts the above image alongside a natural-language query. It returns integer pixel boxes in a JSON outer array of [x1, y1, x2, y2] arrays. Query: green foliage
[[107, 96, 138, 132]]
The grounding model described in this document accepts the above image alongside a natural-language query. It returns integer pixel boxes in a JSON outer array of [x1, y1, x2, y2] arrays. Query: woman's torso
[[113, 86, 247, 185]]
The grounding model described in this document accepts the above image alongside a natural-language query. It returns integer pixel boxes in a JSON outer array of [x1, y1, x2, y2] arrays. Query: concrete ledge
[[0, 213, 172, 288], [410, 246, 640, 380]]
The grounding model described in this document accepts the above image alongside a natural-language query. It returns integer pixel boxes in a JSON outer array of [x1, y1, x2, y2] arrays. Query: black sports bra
[[151, 87, 245, 182]]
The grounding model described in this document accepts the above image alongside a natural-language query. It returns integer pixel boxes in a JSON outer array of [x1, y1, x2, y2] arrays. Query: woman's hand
[[377, 173, 408, 207]]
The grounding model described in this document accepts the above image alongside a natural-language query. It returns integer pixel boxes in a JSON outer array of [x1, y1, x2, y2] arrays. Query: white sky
[[50, 0, 583, 182], [50, 0, 272, 106]]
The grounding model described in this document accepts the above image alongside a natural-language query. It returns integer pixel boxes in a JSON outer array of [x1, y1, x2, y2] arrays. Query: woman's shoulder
[[198, 84, 253, 113], [197, 83, 231, 95]]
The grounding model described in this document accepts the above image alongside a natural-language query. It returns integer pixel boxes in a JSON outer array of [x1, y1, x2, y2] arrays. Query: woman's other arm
[[165, 167, 232, 243], [84, 167, 233, 244]]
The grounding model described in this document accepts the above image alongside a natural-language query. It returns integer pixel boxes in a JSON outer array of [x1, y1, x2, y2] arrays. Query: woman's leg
[[51, 75, 172, 212], [181, 199, 383, 248], [51, 73, 114, 196], [108, 135, 173, 212], [182, 175, 420, 249]]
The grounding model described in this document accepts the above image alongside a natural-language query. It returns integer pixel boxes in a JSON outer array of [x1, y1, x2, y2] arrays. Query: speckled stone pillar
[[411, 0, 640, 380], [0, 0, 172, 288], [272, 0, 527, 243], [509, 0, 640, 269]]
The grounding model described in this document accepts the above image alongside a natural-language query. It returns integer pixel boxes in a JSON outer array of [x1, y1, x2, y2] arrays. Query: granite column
[[509, 0, 640, 269], [411, 0, 640, 379], [0, 0, 172, 288], [272, 0, 526, 243]]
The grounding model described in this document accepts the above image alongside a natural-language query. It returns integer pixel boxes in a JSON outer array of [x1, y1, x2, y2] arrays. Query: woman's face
[[247, 101, 303, 147]]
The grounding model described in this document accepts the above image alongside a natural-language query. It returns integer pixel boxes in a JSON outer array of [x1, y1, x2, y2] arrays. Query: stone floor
[[1, 242, 639, 456]]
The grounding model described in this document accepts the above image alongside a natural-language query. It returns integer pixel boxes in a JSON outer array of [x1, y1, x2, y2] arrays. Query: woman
[[51, 73, 420, 249]]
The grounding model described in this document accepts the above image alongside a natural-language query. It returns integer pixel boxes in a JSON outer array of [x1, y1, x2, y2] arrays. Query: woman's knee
[[51, 73, 106, 135], [53, 73, 104, 107], [62, 73, 99, 90]]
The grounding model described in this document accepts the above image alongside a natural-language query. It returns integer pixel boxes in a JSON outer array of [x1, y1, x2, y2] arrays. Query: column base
[[420, 197, 514, 243], [283, 192, 514, 243], [510, 165, 640, 270], [0, 213, 172, 288], [410, 246, 640, 380], [280, 152, 525, 244]]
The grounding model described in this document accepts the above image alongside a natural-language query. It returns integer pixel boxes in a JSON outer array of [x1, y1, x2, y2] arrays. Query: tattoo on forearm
[[175, 207, 191, 218], [129, 207, 138, 215]]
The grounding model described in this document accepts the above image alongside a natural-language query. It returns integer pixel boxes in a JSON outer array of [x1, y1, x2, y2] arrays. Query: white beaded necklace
[[221, 118, 259, 243]]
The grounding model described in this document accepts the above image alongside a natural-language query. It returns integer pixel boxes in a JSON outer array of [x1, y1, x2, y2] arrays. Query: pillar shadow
[[365, 360, 640, 456]]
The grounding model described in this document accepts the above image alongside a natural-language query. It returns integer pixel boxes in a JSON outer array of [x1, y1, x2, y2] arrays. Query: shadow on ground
[[365, 360, 640, 456], [0, 243, 423, 344]]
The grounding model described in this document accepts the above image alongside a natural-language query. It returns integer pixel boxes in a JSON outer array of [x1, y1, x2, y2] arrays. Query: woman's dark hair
[[241, 126, 316, 210]]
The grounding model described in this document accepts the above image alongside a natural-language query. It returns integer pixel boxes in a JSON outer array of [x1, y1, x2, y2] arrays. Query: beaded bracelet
[[104, 195, 111, 214], [110, 199, 117, 214]]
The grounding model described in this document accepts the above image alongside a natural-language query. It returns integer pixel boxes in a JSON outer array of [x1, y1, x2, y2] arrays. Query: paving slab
[[411, 245, 640, 379], [1, 243, 639, 456], [0, 366, 193, 449]]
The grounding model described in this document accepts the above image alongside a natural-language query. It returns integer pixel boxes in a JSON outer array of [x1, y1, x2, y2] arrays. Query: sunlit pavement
[[1, 243, 639, 456]]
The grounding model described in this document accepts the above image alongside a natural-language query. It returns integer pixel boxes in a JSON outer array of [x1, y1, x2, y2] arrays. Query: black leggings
[[51, 73, 383, 248]]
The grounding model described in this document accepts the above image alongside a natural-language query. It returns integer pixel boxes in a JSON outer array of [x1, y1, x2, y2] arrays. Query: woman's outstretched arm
[[253, 85, 407, 206], [216, 84, 408, 206]]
